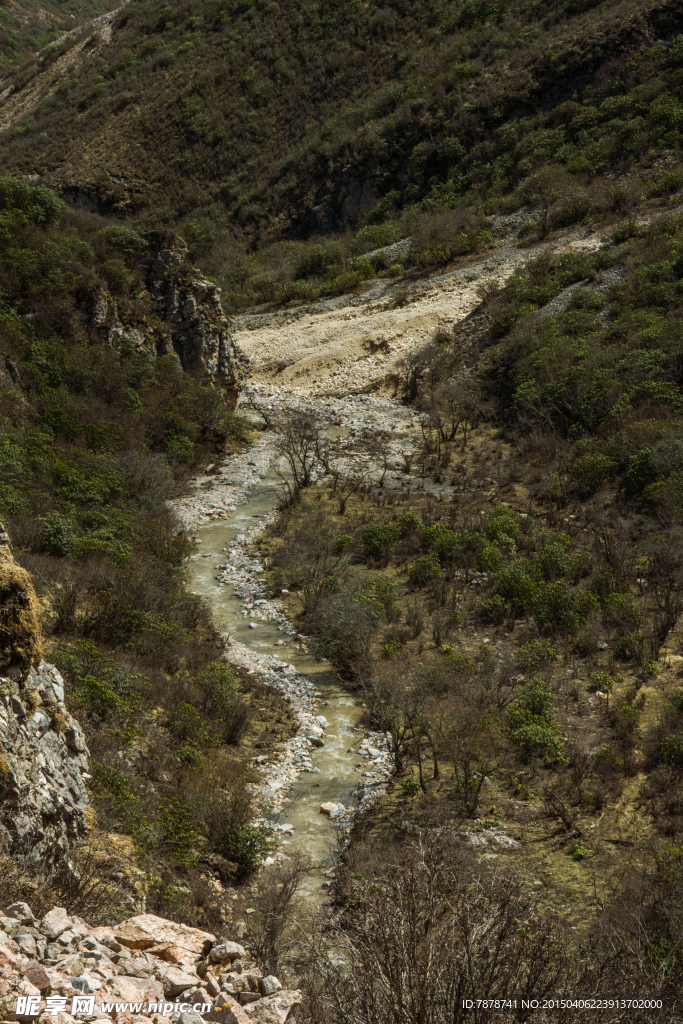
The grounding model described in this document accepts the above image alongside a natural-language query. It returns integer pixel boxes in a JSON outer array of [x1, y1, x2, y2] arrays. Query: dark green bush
[[362, 523, 400, 561], [660, 734, 683, 769], [506, 678, 564, 763], [408, 554, 443, 587]]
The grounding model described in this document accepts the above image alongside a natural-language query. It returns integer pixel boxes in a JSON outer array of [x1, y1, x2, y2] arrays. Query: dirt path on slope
[[0, 4, 125, 133]]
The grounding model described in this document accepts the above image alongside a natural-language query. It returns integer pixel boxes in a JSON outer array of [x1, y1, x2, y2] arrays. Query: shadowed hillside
[[4, 0, 683, 314]]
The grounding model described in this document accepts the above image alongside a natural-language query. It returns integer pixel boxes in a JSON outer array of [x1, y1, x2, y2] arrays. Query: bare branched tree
[[242, 852, 313, 976], [296, 835, 579, 1024], [273, 410, 324, 504]]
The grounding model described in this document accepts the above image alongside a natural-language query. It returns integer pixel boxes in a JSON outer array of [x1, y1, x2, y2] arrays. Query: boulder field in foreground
[[0, 907, 299, 1024]]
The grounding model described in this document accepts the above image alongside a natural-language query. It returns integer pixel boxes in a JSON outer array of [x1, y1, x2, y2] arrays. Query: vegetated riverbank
[[169, 392, 425, 902], [189, 206, 683, 1015]]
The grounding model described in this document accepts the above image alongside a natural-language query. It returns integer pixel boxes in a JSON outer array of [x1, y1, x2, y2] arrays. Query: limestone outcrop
[[95, 240, 245, 409], [0, 527, 89, 869]]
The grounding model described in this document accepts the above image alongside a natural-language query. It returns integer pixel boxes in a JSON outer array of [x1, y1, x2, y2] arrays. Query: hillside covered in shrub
[[0, 176, 299, 925], [5, 0, 683, 312]]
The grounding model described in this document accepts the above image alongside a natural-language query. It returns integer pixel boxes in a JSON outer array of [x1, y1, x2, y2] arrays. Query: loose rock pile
[[0, 908, 298, 1024], [169, 391, 422, 535]]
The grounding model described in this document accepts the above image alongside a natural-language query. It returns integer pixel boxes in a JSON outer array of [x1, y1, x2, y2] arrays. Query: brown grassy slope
[[1, 0, 682, 247], [0, 0, 115, 77]]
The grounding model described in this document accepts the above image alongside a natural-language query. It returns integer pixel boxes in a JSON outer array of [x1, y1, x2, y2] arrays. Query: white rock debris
[[0, 908, 299, 1024]]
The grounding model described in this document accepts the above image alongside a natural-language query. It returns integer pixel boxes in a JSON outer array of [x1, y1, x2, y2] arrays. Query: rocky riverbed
[[169, 400, 401, 884]]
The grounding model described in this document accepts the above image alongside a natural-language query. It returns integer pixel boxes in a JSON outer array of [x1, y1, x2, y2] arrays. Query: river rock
[[211, 941, 246, 964], [15, 934, 36, 956], [109, 975, 164, 1002], [115, 914, 214, 955], [315, 716, 329, 728], [308, 736, 324, 748], [57, 952, 85, 976], [70, 974, 99, 994], [242, 989, 301, 1023], [40, 907, 73, 940], [24, 962, 51, 992], [319, 802, 338, 815], [162, 967, 199, 996], [5, 903, 34, 924]]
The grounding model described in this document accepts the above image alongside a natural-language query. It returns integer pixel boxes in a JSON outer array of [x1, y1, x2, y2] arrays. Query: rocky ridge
[[0, 906, 299, 1024], [95, 240, 244, 408], [0, 527, 89, 871]]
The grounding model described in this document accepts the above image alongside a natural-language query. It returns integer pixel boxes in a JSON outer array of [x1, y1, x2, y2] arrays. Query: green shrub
[[660, 734, 683, 768], [491, 561, 541, 616], [381, 636, 402, 658], [160, 797, 199, 864], [176, 744, 203, 767], [479, 594, 506, 623], [484, 505, 520, 549], [423, 523, 459, 560], [614, 630, 645, 661], [506, 678, 564, 763], [362, 523, 400, 561], [409, 554, 443, 586], [373, 578, 401, 621], [197, 663, 237, 713], [295, 242, 342, 279], [570, 453, 616, 494], [535, 580, 597, 636], [97, 225, 147, 258], [508, 722, 564, 763], [537, 535, 574, 580], [40, 511, 77, 556], [169, 702, 216, 746], [589, 671, 619, 693], [352, 257, 374, 279], [595, 744, 624, 773], [0, 177, 65, 226], [516, 640, 557, 670], [397, 511, 423, 534], [220, 824, 276, 872]]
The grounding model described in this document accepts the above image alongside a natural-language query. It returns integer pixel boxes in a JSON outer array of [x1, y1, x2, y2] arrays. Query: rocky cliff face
[[94, 240, 245, 409], [0, 528, 89, 870]]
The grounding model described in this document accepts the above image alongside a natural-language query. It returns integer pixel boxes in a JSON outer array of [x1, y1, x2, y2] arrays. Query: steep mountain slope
[[0, 0, 116, 76], [3, 0, 683, 268]]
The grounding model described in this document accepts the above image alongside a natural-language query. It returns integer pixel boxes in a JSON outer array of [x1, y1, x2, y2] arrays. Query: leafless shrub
[[297, 835, 578, 1024], [242, 852, 313, 976]]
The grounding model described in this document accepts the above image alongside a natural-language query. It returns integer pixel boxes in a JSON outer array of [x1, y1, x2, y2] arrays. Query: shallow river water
[[185, 463, 367, 901]]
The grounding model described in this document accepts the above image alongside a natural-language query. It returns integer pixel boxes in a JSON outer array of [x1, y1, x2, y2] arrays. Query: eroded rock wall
[[94, 240, 245, 409], [0, 528, 89, 869]]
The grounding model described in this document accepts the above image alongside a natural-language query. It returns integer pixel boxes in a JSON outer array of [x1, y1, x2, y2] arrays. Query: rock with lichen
[[0, 524, 89, 868]]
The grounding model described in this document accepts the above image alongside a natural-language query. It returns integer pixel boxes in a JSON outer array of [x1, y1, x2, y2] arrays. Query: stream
[[184, 455, 385, 903], [171, 392, 430, 903]]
